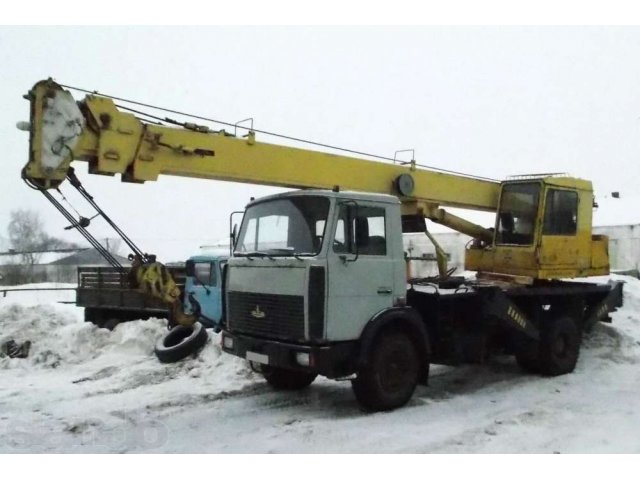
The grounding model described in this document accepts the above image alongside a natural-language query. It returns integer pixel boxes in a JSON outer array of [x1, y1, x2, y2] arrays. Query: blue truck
[[79, 254, 228, 330], [182, 255, 227, 329]]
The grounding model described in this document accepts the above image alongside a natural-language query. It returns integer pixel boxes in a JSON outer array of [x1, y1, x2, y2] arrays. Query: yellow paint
[[466, 178, 610, 279], [23, 80, 610, 282]]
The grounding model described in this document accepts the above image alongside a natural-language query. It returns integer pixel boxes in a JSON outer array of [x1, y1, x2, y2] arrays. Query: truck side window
[[333, 204, 387, 255], [543, 189, 578, 235], [194, 262, 215, 286]]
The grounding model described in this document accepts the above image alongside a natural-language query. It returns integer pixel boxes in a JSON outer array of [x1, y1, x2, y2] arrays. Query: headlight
[[222, 335, 234, 350], [295, 352, 311, 366]]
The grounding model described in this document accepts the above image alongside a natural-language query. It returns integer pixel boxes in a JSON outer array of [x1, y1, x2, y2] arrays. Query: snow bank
[[2, 278, 640, 452], [0, 283, 254, 394], [40, 89, 85, 172]]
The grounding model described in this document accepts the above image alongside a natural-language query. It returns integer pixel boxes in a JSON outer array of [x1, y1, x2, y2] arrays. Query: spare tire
[[154, 323, 208, 363]]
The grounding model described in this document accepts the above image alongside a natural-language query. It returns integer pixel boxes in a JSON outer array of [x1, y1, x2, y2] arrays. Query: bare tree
[[7, 209, 46, 267], [104, 238, 122, 256], [4, 209, 81, 283]]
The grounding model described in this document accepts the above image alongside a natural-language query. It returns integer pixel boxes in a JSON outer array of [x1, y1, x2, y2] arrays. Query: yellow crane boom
[[19, 78, 610, 285], [22, 79, 498, 241]]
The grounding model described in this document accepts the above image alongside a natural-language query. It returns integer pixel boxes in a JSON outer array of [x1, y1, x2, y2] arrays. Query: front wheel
[[351, 331, 420, 412], [263, 367, 317, 390]]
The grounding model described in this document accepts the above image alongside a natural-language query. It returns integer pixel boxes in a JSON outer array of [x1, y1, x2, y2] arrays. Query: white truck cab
[[225, 190, 406, 344]]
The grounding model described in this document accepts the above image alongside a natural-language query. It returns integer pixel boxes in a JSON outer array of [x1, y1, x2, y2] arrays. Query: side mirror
[[231, 224, 238, 246], [229, 210, 245, 256]]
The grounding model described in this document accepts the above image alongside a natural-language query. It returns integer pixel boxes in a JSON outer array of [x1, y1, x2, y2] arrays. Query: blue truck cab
[[183, 254, 228, 329]]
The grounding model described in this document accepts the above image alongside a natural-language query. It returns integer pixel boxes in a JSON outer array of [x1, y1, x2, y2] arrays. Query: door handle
[[377, 287, 392, 295]]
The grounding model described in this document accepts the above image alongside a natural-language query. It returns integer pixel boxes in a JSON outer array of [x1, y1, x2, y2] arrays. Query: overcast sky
[[1, 26, 639, 260]]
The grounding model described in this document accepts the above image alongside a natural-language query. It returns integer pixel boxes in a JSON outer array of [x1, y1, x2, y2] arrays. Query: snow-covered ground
[[1, 276, 640, 453]]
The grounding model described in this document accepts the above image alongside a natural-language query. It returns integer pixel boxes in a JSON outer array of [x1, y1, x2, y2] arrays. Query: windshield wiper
[[293, 252, 316, 260], [238, 251, 276, 260], [265, 248, 318, 260], [236, 248, 317, 260]]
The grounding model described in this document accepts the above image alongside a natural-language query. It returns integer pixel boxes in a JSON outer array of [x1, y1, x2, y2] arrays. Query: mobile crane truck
[[19, 79, 623, 411]]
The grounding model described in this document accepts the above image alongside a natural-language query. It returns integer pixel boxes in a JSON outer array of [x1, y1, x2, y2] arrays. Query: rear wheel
[[84, 308, 123, 330], [84, 307, 104, 327], [538, 315, 581, 376], [352, 331, 420, 412], [515, 338, 541, 373], [263, 367, 317, 390]]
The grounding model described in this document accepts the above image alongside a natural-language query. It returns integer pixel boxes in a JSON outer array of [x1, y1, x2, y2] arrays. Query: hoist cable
[[55, 187, 83, 218], [58, 82, 498, 183], [23, 178, 125, 272], [65, 168, 147, 262]]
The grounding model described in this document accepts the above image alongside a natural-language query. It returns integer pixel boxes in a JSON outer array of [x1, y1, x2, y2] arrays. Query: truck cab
[[184, 254, 228, 328], [222, 189, 407, 373]]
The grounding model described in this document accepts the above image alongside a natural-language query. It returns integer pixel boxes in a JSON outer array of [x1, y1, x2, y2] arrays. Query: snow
[[1, 276, 640, 452], [40, 89, 85, 173]]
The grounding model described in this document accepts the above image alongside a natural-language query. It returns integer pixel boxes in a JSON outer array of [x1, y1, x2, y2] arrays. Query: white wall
[[403, 232, 471, 277], [403, 224, 640, 277], [593, 224, 640, 273]]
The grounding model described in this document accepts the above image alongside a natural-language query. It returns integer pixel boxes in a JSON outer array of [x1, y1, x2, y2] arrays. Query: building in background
[[404, 224, 640, 278], [0, 248, 129, 285]]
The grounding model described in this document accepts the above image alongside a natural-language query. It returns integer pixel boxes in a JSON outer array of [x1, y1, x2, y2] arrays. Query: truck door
[[185, 259, 222, 327], [539, 188, 580, 271], [326, 202, 395, 341]]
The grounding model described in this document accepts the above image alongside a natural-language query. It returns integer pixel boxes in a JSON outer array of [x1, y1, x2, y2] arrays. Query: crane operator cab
[[465, 175, 610, 280]]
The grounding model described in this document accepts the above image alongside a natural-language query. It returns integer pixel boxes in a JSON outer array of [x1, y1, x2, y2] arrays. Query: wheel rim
[[553, 331, 574, 359]]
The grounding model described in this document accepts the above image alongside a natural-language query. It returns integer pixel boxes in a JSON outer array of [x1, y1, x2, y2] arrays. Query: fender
[[357, 307, 431, 383]]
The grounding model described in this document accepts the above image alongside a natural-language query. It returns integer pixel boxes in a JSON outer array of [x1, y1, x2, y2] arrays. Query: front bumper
[[221, 331, 357, 379]]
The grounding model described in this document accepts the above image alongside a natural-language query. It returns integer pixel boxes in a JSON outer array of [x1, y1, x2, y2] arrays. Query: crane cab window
[[333, 204, 387, 256], [496, 183, 540, 246], [543, 189, 578, 235]]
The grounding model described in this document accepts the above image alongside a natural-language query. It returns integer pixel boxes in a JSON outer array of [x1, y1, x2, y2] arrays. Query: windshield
[[234, 196, 330, 256], [496, 183, 540, 246]]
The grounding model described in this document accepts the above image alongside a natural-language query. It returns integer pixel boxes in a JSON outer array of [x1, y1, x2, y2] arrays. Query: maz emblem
[[251, 305, 266, 319]]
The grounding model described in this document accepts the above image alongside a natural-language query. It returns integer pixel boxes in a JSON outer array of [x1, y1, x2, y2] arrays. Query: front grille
[[308, 266, 325, 340], [227, 291, 305, 341]]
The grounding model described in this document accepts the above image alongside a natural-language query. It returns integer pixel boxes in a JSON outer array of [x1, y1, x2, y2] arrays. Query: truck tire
[[263, 367, 317, 390], [154, 323, 208, 363], [515, 346, 540, 373], [84, 308, 122, 330], [351, 331, 420, 412], [538, 315, 581, 376], [84, 307, 104, 327], [515, 338, 540, 373]]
